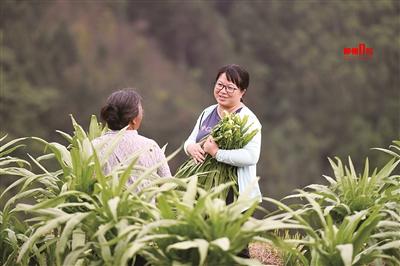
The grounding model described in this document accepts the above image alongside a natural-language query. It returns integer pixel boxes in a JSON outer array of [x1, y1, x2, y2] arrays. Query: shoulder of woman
[[241, 106, 262, 128], [202, 104, 218, 115], [92, 133, 111, 145], [136, 134, 159, 146], [136, 135, 165, 154]]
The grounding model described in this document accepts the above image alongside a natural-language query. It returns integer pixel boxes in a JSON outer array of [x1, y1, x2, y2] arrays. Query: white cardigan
[[184, 104, 262, 202]]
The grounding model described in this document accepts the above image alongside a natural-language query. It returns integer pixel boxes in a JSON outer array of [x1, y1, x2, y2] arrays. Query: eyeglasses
[[214, 81, 239, 94]]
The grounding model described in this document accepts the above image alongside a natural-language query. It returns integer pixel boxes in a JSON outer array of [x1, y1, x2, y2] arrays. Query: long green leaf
[[17, 214, 72, 262], [56, 212, 90, 258]]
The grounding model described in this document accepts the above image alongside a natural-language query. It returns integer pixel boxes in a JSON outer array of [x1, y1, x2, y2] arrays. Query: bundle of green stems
[[177, 112, 258, 200]]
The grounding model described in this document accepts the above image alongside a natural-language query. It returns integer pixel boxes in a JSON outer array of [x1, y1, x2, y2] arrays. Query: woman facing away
[[93, 89, 171, 189], [184, 64, 262, 204]]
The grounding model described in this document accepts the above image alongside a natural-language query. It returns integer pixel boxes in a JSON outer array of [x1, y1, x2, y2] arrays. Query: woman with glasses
[[183, 64, 262, 205]]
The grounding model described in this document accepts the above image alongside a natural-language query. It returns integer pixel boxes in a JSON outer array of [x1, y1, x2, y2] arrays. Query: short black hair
[[215, 64, 250, 91], [100, 89, 142, 130]]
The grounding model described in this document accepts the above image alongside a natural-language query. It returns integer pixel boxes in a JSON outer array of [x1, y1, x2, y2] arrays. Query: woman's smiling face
[[214, 72, 245, 109]]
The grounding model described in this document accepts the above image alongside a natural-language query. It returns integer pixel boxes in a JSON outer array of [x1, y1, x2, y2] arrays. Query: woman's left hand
[[203, 136, 219, 157]]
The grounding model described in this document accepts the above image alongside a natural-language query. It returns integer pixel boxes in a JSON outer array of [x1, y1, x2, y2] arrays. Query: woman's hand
[[203, 136, 219, 158], [187, 143, 205, 163]]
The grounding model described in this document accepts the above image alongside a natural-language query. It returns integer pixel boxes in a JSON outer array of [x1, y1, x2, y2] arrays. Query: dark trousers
[[133, 255, 147, 266], [226, 187, 250, 258], [226, 187, 235, 205]]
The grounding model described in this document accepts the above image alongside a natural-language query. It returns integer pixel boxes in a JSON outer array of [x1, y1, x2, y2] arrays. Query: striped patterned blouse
[[93, 130, 171, 189]]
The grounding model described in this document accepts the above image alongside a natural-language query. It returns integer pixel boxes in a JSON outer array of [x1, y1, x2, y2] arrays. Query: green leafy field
[[1, 117, 399, 265]]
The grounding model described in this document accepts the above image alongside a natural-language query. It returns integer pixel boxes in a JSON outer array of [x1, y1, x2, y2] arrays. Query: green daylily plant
[[0, 116, 399, 265], [0, 115, 279, 266], [261, 140, 400, 266]]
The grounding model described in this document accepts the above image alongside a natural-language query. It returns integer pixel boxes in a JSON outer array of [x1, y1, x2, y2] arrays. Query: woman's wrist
[[205, 143, 219, 158], [210, 148, 219, 158], [203, 137, 219, 158]]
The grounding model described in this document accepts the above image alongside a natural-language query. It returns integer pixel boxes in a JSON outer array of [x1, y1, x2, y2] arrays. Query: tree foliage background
[[1, 0, 399, 201]]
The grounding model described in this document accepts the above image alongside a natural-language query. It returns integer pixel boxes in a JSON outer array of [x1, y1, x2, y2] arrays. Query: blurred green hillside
[[1, 0, 399, 200]]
